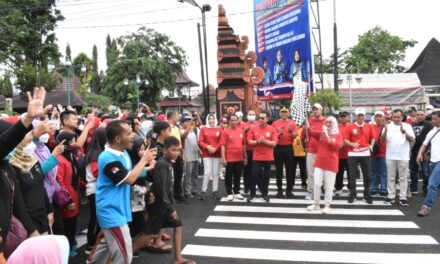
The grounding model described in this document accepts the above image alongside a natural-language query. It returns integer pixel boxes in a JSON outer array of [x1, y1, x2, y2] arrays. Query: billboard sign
[[254, 0, 314, 101]]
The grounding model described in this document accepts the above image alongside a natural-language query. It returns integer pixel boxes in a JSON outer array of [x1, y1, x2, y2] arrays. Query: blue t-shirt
[[96, 148, 133, 229]]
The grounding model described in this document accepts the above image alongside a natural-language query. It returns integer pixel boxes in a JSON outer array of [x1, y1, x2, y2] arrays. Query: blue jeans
[[423, 161, 432, 194], [371, 157, 387, 193], [423, 162, 440, 208]]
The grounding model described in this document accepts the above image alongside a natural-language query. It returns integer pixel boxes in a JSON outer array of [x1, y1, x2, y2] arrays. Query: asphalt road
[[71, 174, 440, 264]]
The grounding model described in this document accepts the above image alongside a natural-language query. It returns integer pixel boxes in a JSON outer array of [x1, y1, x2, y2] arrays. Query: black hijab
[[56, 132, 79, 190]]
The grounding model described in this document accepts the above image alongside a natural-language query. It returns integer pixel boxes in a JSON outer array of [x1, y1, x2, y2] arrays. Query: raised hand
[[33, 119, 52, 138]]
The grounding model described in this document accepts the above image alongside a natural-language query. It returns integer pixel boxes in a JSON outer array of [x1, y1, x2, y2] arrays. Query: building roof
[[407, 38, 440, 86], [175, 72, 199, 87], [0, 73, 83, 111], [158, 100, 199, 107], [319, 73, 424, 107]]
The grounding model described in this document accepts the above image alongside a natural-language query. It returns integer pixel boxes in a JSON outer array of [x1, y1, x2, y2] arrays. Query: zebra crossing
[[182, 180, 440, 264]]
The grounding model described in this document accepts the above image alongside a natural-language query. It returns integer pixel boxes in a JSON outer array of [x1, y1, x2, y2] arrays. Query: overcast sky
[[55, 0, 440, 90]]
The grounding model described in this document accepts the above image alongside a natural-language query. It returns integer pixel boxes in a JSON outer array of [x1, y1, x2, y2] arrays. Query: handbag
[[1, 169, 28, 258], [372, 126, 384, 154], [50, 174, 71, 208], [5, 215, 28, 258]]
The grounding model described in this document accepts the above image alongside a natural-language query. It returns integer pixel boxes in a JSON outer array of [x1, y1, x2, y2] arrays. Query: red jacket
[[198, 126, 222, 158], [314, 133, 342, 173], [56, 155, 79, 219], [371, 124, 386, 158]]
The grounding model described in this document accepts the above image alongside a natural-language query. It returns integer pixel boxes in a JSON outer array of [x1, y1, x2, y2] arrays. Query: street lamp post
[[333, 0, 339, 92], [347, 74, 353, 122], [65, 59, 72, 106], [124, 74, 147, 109], [178, 0, 211, 114]]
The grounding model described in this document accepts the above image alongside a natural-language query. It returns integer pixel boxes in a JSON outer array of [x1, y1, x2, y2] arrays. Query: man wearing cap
[[335, 111, 350, 196], [301, 103, 326, 200], [410, 109, 433, 196], [180, 114, 200, 199], [382, 109, 415, 206], [272, 107, 298, 198], [426, 105, 434, 122], [371, 111, 387, 197], [235, 111, 245, 130], [343, 107, 375, 204]]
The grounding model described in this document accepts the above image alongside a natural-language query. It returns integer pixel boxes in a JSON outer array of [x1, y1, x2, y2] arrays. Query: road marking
[[206, 216, 419, 229], [195, 228, 438, 244], [182, 245, 440, 264], [219, 197, 390, 206], [214, 205, 404, 215]]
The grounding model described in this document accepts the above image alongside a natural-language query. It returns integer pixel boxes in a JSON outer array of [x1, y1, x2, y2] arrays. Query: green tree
[[101, 27, 187, 108], [309, 89, 342, 114], [107, 39, 119, 68], [0, 0, 64, 93], [314, 50, 348, 74], [92, 44, 98, 72], [66, 43, 72, 62], [344, 26, 417, 73], [105, 34, 112, 64], [1, 75, 14, 97], [90, 70, 102, 94], [72, 52, 92, 81]]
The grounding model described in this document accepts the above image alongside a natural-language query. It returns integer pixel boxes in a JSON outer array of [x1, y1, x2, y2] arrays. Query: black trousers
[[242, 150, 253, 192], [335, 159, 350, 191], [293, 156, 307, 185], [52, 202, 65, 235], [129, 211, 145, 238], [173, 154, 184, 198], [86, 194, 100, 247], [250, 161, 272, 197], [348, 156, 371, 199], [63, 216, 77, 249], [274, 145, 294, 192], [225, 161, 244, 195]]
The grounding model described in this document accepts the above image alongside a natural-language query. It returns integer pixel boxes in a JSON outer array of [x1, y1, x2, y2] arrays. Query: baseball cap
[[235, 111, 243, 118], [280, 107, 289, 112], [426, 105, 434, 110], [374, 111, 385, 117], [312, 103, 322, 109], [338, 111, 349, 116], [156, 114, 166, 120], [180, 114, 192, 123], [354, 108, 366, 116]]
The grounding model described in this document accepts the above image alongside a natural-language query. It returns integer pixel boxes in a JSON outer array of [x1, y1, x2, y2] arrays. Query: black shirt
[[412, 121, 434, 153]]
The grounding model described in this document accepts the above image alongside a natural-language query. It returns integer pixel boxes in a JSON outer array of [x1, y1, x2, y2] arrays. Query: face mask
[[3, 150, 16, 161], [247, 115, 256, 122], [78, 124, 85, 131], [22, 142, 37, 156], [427, 110, 433, 115], [39, 133, 50, 144]]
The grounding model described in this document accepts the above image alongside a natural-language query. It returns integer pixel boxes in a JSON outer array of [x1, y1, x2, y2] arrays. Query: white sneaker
[[227, 194, 234, 201], [305, 192, 314, 200], [322, 205, 331, 214], [307, 204, 320, 211], [234, 194, 244, 200]]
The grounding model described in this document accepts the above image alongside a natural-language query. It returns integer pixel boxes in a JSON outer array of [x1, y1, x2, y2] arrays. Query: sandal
[[162, 233, 171, 241], [147, 243, 172, 254]]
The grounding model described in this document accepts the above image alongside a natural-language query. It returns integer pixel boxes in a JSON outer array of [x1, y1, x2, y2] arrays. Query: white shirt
[[423, 127, 440, 163], [386, 122, 415, 161]]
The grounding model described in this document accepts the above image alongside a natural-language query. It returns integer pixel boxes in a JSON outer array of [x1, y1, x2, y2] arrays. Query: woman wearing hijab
[[56, 132, 80, 257], [307, 116, 342, 213], [84, 127, 107, 254], [198, 114, 222, 200], [9, 127, 65, 235]]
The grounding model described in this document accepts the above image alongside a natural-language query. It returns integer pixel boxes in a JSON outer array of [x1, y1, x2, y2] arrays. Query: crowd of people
[[1, 86, 440, 264]]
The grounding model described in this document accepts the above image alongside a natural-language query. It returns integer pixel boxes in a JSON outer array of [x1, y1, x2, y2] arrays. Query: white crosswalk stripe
[[182, 180, 440, 263]]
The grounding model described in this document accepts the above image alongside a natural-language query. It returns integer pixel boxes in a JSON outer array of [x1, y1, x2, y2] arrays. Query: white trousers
[[386, 159, 409, 200], [201, 157, 220, 193], [306, 153, 317, 192], [313, 168, 337, 205]]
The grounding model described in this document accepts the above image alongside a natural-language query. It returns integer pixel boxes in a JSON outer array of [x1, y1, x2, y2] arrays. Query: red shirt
[[371, 124, 386, 158], [338, 123, 350, 159], [343, 122, 374, 153], [314, 133, 343, 172], [220, 127, 246, 162], [301, 117, 326, 154], [247, 125, 278, 161], [57, 155, 79, 219], [243, 121, 258, 151], [272, 119, 298, 146], [198, 126, 222, 158]]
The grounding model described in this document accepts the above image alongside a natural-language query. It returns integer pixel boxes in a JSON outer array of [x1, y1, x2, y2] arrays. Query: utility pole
[[333, 0, 339, 92]]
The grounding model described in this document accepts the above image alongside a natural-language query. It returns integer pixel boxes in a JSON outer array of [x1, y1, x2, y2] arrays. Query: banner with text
[[254, 0, 314, 101]]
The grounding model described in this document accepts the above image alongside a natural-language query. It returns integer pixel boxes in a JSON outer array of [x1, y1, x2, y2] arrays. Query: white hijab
[[205, 113, 218, 128], [325, 116, 339, 135]]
